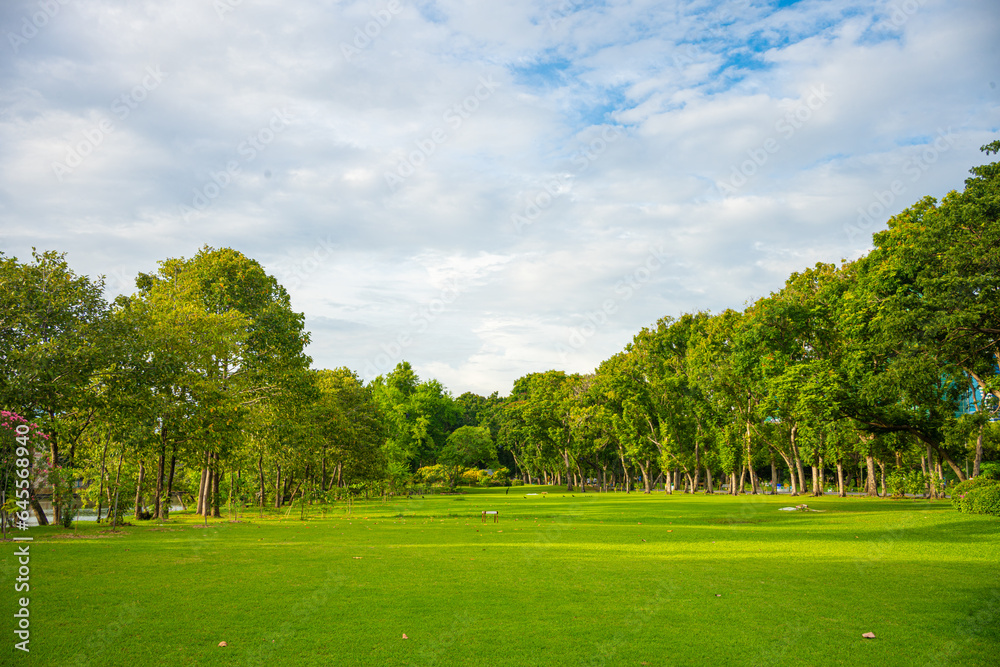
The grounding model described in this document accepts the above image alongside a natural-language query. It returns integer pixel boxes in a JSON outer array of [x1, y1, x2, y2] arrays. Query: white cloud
[[1, 0, 997, 396]]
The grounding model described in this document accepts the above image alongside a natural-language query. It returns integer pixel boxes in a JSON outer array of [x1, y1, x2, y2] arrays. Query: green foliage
[[45, 464, 78, 528], [414, 464, 446, 485], [371, 362, 462, 471], [440, 425, 496, 488], [887, 469, 930, 498], [951, 475, 1000, 512], [956, 479, 1000, 516], [979, 462, 1000, 480], [486, 466, 510, 486]]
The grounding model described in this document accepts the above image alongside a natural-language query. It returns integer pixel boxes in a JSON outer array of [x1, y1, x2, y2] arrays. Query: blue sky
[[1, 0, 998, 395]]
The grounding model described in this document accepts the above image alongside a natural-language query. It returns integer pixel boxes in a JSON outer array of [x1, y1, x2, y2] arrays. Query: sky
[[1, 0, 998, 397]]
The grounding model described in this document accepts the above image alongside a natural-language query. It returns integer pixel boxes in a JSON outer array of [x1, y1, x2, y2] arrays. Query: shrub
[[486, 467, 510, 487], [510, 478, 524, 486], [964, 482, 1000, 517], [415, 465, 446, 485], [888, 470, 928, 498], [951, 476, 1000, 513], [460, 468, 486, 486], [979, 462, 1000, 480]]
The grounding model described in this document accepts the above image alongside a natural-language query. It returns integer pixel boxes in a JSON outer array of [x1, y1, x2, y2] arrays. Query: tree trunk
[[745, 420, 758, 494], [769, 452, 778, 495], [865, 455, 878, 497], [154, 443, 166, 520], [692, 442, 701, 493], [257, 453, 266, 509], [879, 459, 886, 498], [29, 484, 49, 526], [110, 446, 125, 529], [161, 449, 177, 520], [811, 465, 819, 496], [737, 467, 745, 496], [974, 424, 984, 478], [777, 449, 798, 496], [134, 459, 146, 520], [212, 453, 222, 518], [790, 425, 806, 493], [937, 456, 945, 498], [638, 460, 653, 493], [619, 449, 631, 493], [705, 467, 713, 494], [96, 435, 110, 523], [49, 437, 60, 525], [197, 451, 210, 515], [563, 450, 573, 491], [836, 459, 845, 497], [274, 464, 283, 508], [921, 453, 931, 498]]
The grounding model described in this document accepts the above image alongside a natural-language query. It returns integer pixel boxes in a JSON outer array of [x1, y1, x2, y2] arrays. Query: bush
[[964, 482, 1000, 516], [414, 465, 446, 485], [460, 468, 484, 486], [486, 467, 510, 487], [951, 476, 1000, 513], [979, 462, 1000, 480], [510, 479, 524, 486]]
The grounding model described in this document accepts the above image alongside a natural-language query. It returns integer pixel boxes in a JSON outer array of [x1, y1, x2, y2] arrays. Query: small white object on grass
[[862, 632, 876, 639]]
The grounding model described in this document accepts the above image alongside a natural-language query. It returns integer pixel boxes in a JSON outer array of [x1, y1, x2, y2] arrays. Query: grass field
[[3, 487, 999, 666]]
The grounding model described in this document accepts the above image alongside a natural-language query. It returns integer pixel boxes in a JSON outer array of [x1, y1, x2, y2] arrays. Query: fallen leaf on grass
[[352, 556, 362, 559], [715, 594, 722, 597], [402, 634, 408, 639], [218, 641, 228, 647], [862, 632, 876, 639]]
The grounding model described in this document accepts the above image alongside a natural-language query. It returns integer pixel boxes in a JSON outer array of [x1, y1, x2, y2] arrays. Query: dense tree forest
[[2, 144, 999, 525]]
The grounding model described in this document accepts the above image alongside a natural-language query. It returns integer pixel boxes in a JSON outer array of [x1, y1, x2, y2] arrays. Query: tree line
[[2, 143, 998, 526]]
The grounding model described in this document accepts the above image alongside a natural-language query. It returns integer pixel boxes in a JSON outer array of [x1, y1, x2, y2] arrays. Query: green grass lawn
[[3, 488, 998, 666]]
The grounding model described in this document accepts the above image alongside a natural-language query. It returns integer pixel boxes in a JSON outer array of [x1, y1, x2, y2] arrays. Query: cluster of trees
[[491, 143, 1000, 496], [2, 144, 998, 525]]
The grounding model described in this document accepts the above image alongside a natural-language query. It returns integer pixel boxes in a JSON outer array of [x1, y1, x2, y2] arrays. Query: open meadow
[[4, 488, 999, 666]]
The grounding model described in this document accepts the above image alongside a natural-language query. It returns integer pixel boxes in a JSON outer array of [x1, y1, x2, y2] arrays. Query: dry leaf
[[862, 632, 876, 639], [218, 641, 228, 647], [402, 634, 409, 639]]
